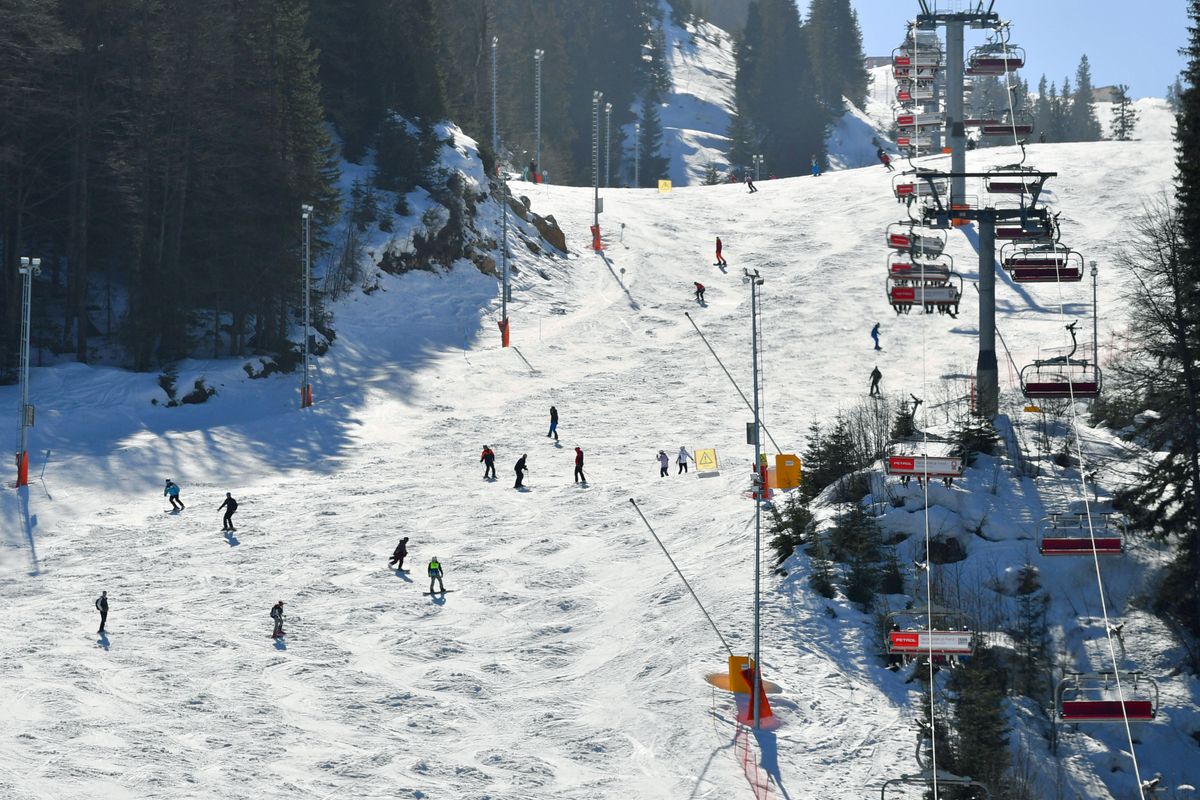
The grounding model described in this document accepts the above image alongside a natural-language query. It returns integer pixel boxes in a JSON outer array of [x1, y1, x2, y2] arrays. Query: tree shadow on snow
[[598, 251, 640, 310]]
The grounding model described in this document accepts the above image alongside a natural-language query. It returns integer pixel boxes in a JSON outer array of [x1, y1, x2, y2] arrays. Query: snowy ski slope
[[1, 122, 1195, 798]]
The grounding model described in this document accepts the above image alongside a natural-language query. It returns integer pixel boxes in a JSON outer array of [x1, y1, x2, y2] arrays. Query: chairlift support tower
[[914, 1, 1002, 210], [744, 267, 767, 729]]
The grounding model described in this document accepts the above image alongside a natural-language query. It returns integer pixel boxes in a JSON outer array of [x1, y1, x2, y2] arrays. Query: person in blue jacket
[[811, 155, 822, 177], [871, 322, 882, 351], [164, 479, 184, 511]]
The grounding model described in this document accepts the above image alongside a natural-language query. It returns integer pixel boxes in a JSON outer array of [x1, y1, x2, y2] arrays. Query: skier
[[880, 150, 894, 172], [547, 406, 559, 441], [427, 557, 445, 594], [694, 282, 706, 303], [389, 536, 409, 570], [657, 450, 671, 477], [164, 479, 184, 511], [677, 446, 692, 474], [715, 237, 728, 267], [514, 453, 529, 489], [218, 492, 238, 531], [746, 175, 757, 194], [811, 155, 822, 177], [871, 322, 882, 351], [869, 365, 883, 397], [480, 445, 497, 479], [574, 447, 586, 484], [95, 590, 108, 634], [270, 601, 285, 638], [528, 159, 537, 182]]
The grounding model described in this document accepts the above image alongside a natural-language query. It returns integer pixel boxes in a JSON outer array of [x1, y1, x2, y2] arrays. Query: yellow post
[[774, 454, 802, 489], [728, 655, 754, 692]]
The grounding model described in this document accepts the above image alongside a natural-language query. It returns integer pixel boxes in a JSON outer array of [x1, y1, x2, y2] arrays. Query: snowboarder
[[514, 453, 529, 488], [218, 492, 238, 531], [95, 590, 108, 634], [164, 479, 184, 511], [270, 601, 285, 638], [746, 175, 757, 194], [389, 536, 409, 570], [715, 237, 728, 267], [657, 450, 671, 477], [480, 445, 497, 479], [694, 282, 706, 303], [547, 406, 559, 441], [811, 155, 821, 177], [677, 446, 692, 474], [428, 557, 445, 594], [574, 447, 586, 484], [869, 365, 883, 397], [871, 322, 882, 351]]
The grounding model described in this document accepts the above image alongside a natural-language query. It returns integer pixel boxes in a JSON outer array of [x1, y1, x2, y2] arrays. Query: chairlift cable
[[1048, 234, 1148, 800]]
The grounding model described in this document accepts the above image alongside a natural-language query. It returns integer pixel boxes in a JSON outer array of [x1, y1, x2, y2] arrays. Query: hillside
[[1, 127, 1195, 799]]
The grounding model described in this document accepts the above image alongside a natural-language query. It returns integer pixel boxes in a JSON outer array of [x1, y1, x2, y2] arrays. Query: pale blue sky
[[852, 1, 1189, 98]]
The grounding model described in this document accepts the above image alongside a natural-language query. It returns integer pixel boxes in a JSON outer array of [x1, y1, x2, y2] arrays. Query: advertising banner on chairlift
[[886, 455, 961, 476], [889, 630, 973, 655]]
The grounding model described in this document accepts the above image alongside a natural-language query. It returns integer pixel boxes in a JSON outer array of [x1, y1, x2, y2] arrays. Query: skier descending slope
[[871, 322, 882, 351], [715, 237, 728, 267], [480, 445, 497, 480], [389, 537, 409, 571], [869, 366, 883, 397], [219, 492, 238, 531], [514, 453, 529, 489], [270, 601, 285, 638], [164, 479, 184, 511]]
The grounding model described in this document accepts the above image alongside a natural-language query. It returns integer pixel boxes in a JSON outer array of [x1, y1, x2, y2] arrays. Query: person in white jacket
[[657, 450, 671, 477], [676, 447, 693, 474]]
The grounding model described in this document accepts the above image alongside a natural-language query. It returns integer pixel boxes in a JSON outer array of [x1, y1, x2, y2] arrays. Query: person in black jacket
[[389, 536, 409, 570], [219, 492, 238, 531], [514, 453, 529, 488], [547, 406, 559, 441], [95, 591, 108, 634], [270, 601, 285, 638]]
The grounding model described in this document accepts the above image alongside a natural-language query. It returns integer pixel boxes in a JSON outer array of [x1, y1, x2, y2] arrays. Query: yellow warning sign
[[658, 179, 672, 193], [695, 448, 719, 473]]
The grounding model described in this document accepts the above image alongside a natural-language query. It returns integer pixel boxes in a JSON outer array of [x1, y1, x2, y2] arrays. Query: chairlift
[[883, 438, 964, 482], [897, 133, 933, 150], [1055, 672, 1158, 723], [995, 216, 1054, 242], [893, 65, 939, 82], [984, 164, 1043, 195], [897, 83, 935, 103], [896, 111, 946, 130], [893, 45, 943, 70], [892, 172, 949, 204], [1020, 322, 1102, 400], [883, 606, 976, 658], [888, 251, 953, 282], [963, 117, 999, 129], [965, 42, 1025, 75], [881, 773, 991, 800], [1039, 512, 1126, 556], [980, 111, 1034, 138], [886, 221, 946, 257], [887, 273, 962, 316], [1001, 242, 1084, 283]]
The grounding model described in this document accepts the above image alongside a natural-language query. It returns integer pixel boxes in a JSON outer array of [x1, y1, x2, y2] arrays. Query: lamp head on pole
[[605, 102, 612, 114], [19, 256, 42, 276], [1089, 260, 1098, 278], [534, 48, 544, 61], [492, 36, 498, 48], [301, 203, 313, 220]]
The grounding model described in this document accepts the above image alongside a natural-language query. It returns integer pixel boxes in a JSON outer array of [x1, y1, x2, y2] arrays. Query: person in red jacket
[[574, 447, 586, 484], [715, 237, 728, 267], [480, 445, 497, 479], [694, 282, 706, 303]]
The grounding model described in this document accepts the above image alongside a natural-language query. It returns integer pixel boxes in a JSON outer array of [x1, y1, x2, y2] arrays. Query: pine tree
[[1011, 563, 1050, 700], [1168, 76, 1185, 114], [768, 493, 814, 564], [725, 103, 758, 176], [637, 99, 670, 186], [1111, 84, 1140, 140], [948, 646, 1010, 791], [1070, 55, 1103, 141], [1033, 75, 1052, 141], [806, 532, 837, 598], [803, 0, 868, 112]]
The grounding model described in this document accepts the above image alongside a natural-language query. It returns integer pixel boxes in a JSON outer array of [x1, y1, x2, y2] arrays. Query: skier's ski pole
[[684, 312, 782, 454]]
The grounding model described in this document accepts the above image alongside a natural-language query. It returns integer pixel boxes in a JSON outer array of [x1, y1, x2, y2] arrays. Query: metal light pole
[[491, 36, 499, 155], [753, 154, 764, 181], [1090, 260, 1099, 368], [744, 267, 766, 729], [592, 91, 602, 248], [534, 49, 544, 176], [500, 166, 510, 347], [604, 102, 612, 188], [301, 204, 313, 408], [634, 122, 640, 187], [16, 257, 40, 487]]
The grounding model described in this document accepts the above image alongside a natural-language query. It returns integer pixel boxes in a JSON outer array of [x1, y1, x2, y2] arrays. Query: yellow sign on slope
[[658, 179, 672, 193], [695, 448, 719, 474]]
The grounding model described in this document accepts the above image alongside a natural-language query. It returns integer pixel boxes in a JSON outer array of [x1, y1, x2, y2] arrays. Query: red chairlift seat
[[1001, 244, 1084, 283], [1020, 362, 1101, 399], [883, 606, 976, 657], [1038, 512, 1126, 556], [996, 225, 1052, 241], [888, 252, 953, 282], [896, 111, 945, 130], [897, 133, 933, 149], [897, 84, 935, 103], [1055, 672, 1158, 723], [887, 274, 962, 315], [981, 121, 1034, 137], [886, 223, 946, 257]]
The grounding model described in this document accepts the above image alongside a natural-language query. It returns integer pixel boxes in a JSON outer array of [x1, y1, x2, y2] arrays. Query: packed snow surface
[[2, 127, 1196, 800]]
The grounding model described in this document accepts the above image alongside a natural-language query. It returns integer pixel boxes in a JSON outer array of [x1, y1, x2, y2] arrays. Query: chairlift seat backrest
[[1040, 536, 1123, 556], [1059, 700, 1154, 722]]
